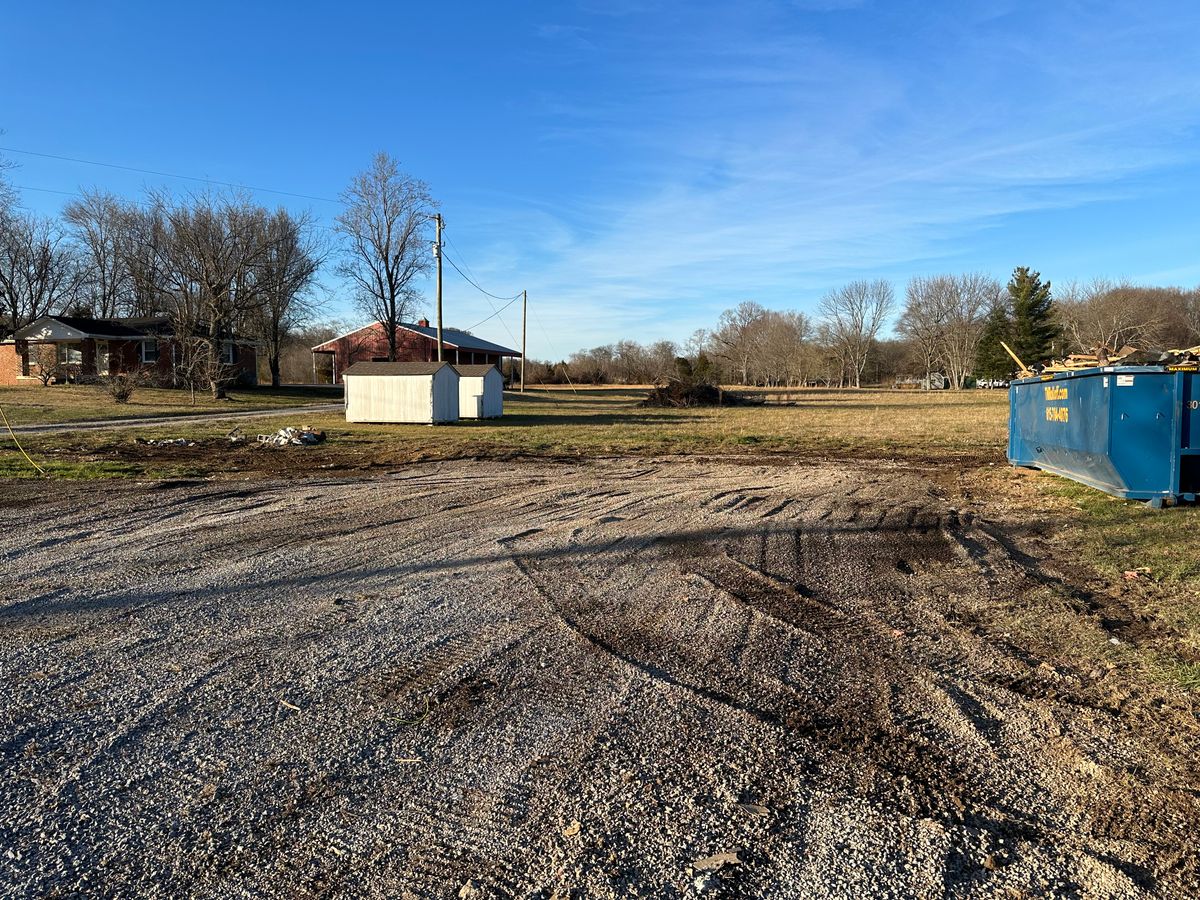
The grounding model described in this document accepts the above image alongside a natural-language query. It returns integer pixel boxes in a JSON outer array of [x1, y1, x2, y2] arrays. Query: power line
[[463, 293, 522, 331], [13, 184, 78, 198], [531, 306, 578, 393], [441, 251, 522, 302], [0, 145, 340, 205], [439, 245, 524, 346]]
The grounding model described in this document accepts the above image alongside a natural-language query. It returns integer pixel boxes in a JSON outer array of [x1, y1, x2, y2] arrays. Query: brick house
[[0, 315, 259, 387], [311, 319, 520, 384]]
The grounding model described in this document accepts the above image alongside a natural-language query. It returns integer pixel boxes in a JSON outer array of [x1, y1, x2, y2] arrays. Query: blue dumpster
[[1008, 366, 1200, 504]]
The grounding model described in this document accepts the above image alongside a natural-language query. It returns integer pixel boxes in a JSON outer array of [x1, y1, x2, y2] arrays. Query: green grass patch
[[0, 451, 143, 479], [1041, 478, 1200, 583]]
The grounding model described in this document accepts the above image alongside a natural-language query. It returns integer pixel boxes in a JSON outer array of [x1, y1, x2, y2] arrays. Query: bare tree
[[818, 280, 894, 388], [152, 191, 273, 398], [757, 311, 812, 386], [1059, 278, 1172, 352], [712, 300, 768, 384], [940, 273, 997, 389], [0, 212, 82, 339], [335, 153, 434, 361], [116, 201, 172, 318], [63, 189, 131, 318], [898, 276, 952, 389], [29, 343, 60, 386], [252, 209, 323, 387], [1182, 291, 1200, 347]]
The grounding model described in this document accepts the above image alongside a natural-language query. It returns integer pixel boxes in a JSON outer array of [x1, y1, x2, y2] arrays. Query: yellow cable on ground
[[0, 403, 48, 476]]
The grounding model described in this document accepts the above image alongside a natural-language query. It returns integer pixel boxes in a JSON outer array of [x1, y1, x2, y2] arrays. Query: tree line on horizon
[[527, 268, 1200, 388]]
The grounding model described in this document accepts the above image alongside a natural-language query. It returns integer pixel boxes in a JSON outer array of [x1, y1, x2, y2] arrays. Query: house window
[[95, 341, 110, 375], [141, 340, 159, 364], [57, 343, 83, 366], [221, 341, 237, 365]]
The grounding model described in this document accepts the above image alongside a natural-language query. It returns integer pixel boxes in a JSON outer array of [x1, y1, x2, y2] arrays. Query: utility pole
[[521, 289, 527, 393], [434, 213, 444, 362]]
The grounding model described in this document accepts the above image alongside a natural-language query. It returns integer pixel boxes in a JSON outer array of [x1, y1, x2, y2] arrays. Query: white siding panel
[[431, 367, 460, 423], [456, 369, 503, 418], [458, 376, 485, 419], [482, 368, 504, 418], [345, 374, 436, 423]]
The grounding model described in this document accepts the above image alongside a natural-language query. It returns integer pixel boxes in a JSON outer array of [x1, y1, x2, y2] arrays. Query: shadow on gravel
[[0, 517, 1053, 621]]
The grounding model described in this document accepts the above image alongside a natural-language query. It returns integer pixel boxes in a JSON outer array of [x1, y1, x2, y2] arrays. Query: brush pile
[[642, 381, 724, 407]]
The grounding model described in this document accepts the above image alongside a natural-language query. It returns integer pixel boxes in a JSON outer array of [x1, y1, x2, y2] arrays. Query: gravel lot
[[1, 458, 1196, 898]]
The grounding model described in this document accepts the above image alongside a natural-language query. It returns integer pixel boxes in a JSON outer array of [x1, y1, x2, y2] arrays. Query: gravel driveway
[[1, 459, 1196, 898]]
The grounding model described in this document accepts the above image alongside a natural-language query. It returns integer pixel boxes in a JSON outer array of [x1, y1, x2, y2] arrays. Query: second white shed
[[453, 364, 505, 419], [342, 361, 460, 424]]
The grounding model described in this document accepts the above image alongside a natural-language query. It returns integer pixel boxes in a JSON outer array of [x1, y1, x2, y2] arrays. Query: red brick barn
[[311, 319, 520, 384]]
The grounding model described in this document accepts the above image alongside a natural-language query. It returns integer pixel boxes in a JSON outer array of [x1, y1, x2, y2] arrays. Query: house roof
[[311, 321, 520, 356], [16, 315, 151, 341], [11, 315, 253, 344], [452, 364, 500, 377], [342, 361, 456, 377]]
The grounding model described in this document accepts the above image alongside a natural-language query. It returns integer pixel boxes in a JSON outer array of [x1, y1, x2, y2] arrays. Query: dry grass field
[[0, 385, 1011, 478], [0, 383, 341, 427]]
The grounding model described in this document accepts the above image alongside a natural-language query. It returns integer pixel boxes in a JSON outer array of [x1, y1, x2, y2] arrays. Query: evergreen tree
[[1007, 266, 1060, 365], [974, 299, 1013, 378]]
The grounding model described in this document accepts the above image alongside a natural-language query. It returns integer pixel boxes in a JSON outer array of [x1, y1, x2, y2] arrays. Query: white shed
[[453, 364, 505, 419], [342, 361, 460, 424]]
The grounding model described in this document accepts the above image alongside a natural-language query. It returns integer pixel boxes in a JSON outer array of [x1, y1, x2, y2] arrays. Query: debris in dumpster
[[256, 426, 326, 447], [1035, 344, 1200, 375]]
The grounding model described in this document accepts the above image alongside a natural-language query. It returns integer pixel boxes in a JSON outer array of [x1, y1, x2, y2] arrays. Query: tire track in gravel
[[1, 459, 1197, 897]]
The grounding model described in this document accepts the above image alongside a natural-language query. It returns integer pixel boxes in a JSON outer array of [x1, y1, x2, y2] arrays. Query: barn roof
[[452, 364, 500, 377], [311, 322, 520, 356], [400, 323, 519, 356], [342, 361, 455, 377]]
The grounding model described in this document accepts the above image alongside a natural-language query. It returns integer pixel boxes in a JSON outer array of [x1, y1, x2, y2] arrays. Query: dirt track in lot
[[1, 459, 1197, 899]]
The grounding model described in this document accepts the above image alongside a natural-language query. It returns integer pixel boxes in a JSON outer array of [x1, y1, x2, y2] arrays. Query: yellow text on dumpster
[[1045, 407, 1069, 423]]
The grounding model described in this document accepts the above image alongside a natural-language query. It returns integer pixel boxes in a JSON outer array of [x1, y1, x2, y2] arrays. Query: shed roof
[[452, 364, 500, 377], [342, 361, 455, 377]]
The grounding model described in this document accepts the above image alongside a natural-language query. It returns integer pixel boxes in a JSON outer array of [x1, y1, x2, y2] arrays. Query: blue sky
[[3, 1, 1200, 357]]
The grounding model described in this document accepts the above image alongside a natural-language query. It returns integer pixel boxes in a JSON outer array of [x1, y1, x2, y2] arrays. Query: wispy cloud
[[452, 1, 1200, 355]]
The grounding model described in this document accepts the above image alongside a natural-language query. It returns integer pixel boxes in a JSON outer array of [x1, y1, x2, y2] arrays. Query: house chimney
[[418, 318, 429, 328]]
